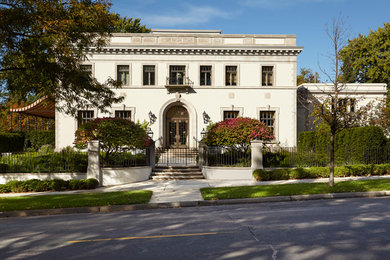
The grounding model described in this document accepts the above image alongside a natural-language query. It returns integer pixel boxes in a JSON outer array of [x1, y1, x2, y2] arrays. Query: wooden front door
[[166, 106, 189, 148]]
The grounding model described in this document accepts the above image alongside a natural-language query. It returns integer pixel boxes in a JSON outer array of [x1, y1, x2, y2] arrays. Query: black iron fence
[[264, 146, 390, 168], [203, 146, 251, 167], [101, 148, 149, 168], [0, 150, 88, 173], [156, 147, 198, 166]]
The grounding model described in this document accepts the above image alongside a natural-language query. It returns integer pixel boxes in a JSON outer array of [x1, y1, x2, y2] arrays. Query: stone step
[[153, 168, 202, 173], [152, 172, 203, 176], [151, 175, 205, 180], [154, 166, 200, 170]]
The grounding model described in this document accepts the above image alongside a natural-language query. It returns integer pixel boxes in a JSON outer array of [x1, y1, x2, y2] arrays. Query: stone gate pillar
[[251, 140, 264, 170], [87, 140, 102, 186]]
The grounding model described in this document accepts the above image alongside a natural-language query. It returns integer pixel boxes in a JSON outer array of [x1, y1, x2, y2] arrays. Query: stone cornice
[[86, 46, 303, 56]]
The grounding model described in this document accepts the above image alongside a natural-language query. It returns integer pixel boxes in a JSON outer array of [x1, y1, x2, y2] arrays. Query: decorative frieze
[[86, 47, 302, 56]]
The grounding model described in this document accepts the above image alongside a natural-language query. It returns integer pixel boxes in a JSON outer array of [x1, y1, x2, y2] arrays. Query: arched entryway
[[165, 105, 189, 148]]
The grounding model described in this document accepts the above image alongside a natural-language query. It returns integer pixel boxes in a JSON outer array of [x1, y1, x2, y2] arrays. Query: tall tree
[[297, 67, 320, 85], [340, 22, 390, 92], [340, 22, 390, 135], [0, 0, 125, 115], [310, 17, 367, 186]]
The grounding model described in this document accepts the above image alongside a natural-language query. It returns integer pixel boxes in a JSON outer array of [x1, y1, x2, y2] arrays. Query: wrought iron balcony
[[165, 77, 193, 93]]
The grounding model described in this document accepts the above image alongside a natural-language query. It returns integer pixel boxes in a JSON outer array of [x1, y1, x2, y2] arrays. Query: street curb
[[1, 190, 390, 218]]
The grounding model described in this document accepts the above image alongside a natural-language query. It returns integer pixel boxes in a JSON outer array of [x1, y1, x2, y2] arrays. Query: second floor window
[[143, 65, 155, 86], [225, 66, 237, 86], [169, 65, 186, 85], [262, 66, 273, 86], [77, 110, 94, 128], [117, 65, 130, 86], [200, 66, 212, 86]]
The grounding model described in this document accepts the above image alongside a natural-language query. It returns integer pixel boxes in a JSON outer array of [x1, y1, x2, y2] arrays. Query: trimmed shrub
[[69, 179, 99, 190], [50, 179, 69, 191], [86, 178, 99, 189], [253, 164, 390, 181], [0, 178, 99, 193], [0, 184, 11, 193], [22, 179, 49, 192], [0, 132, 25, 153], [6, 180, 25, 193]]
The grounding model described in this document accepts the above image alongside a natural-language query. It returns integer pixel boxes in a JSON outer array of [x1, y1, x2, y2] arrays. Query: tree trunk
[[329, 133, 335, 187]]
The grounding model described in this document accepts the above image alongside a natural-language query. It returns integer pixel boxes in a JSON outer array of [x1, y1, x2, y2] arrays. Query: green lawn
[[200, 179, 390, 200], [0, 190, 153, 212]]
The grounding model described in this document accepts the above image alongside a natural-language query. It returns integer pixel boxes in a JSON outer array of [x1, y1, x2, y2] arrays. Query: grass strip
[[0, 190, 153, 212], [200, 179, 390, 200]]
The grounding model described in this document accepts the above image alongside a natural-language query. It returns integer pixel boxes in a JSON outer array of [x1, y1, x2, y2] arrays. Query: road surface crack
[[269, 244, 278, 260]]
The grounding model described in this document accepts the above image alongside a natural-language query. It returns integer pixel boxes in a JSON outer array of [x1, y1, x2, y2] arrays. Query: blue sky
[[111, 0, 390, 81]]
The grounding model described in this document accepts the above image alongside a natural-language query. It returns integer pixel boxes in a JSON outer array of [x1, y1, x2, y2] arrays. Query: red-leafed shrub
[[202, 117, 274, 149]]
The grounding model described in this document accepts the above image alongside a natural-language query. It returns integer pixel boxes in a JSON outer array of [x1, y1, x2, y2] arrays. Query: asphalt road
[[1, 197, 390, 260]]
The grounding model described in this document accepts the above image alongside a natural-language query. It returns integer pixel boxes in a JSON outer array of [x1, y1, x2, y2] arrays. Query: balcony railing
[[165, 77, 193, 93]]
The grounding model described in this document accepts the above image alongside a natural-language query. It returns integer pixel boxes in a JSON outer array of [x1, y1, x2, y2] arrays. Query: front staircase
[[151, 166, 204, 180]]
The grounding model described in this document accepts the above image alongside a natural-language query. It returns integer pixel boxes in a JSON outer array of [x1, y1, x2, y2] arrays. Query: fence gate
[[155, 148, 198, 167]]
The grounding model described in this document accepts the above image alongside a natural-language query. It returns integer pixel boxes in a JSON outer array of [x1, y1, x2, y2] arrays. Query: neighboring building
[[55, 29, 303, 149], [297, 83, 387, 133]]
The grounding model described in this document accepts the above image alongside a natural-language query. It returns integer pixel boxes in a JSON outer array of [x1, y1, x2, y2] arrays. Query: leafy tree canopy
[[0, 1, 149, 115], [340, 22, 390, 91], [297, 67, 320, 86], [112, 16, 150, 33]]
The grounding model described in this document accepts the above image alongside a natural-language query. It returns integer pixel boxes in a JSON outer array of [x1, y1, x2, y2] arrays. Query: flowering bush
[[74, 118, 151, 162], [203, 117, 274, 149]]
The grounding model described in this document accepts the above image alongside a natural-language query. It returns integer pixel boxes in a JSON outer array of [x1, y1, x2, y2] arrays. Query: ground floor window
[[259, 110, 275, 134], [223, 111, 239, 120], [115, 110, 131, 120], [77, 110, 94, 128]]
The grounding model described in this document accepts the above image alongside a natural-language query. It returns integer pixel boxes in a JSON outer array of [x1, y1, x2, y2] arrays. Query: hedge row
[[0, 131, 55, 153], [298, 126, 389, 151], [24, 131, 55, 151], [0, 178, 99, 193], [253, 164, 390, 181], [0, 132, 25, 153], [0, 150, 88, 173]]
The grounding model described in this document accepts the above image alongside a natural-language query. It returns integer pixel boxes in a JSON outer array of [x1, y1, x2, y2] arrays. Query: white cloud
[[242, 0, 345, 9], [142, 5, 233, 27]]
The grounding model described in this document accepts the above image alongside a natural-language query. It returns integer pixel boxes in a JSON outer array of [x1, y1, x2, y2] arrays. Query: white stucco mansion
[[54, 29, 387, 150]]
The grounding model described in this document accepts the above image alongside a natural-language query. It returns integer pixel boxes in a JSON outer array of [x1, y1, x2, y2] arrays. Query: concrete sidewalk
[[2, 175, 390, 204]]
